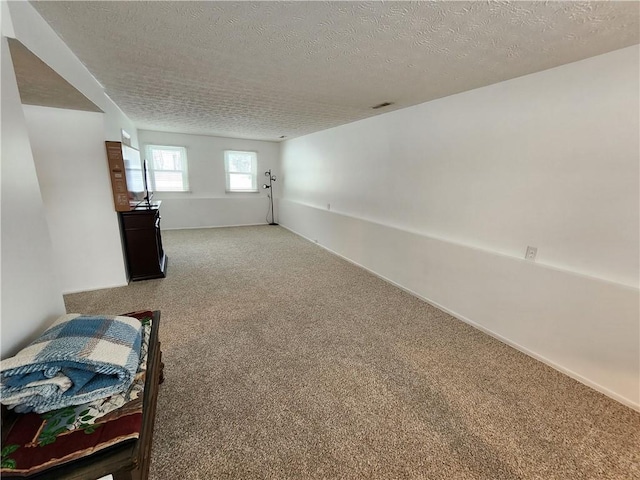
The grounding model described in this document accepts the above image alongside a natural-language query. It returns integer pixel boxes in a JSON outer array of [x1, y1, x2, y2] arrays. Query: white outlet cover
[[525, 246, 538, 260]]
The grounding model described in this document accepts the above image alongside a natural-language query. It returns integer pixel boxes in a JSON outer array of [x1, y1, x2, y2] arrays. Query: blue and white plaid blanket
[[0, 314, 142, 414]]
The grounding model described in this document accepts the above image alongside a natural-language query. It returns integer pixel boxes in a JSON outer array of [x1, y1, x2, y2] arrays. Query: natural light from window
[[224, 150, 257, 192], [145, 145, 189, 192]]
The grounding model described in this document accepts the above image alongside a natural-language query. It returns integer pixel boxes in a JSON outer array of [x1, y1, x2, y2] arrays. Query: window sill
[[225, 190, 260, 194]]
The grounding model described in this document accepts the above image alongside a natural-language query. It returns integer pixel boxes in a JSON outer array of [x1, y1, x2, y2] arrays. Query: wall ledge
[[279, 199, 638, 291], [279, 199, 640, 410]]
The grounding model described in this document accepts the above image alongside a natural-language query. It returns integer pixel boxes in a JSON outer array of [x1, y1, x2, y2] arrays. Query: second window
[[224, 150, 258, 192]]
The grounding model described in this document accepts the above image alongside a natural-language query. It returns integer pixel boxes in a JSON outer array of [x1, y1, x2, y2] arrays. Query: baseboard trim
[[163, 222, 268, 231], [280, 223, 640, 412], [62, 281, 128, 295]]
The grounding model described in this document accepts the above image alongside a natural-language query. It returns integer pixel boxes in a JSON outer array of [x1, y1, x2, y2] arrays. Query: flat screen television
[[122, 144, 153, 207]]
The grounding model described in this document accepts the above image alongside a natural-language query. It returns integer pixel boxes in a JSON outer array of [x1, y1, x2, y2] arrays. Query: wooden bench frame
[[1, 311, 164, 480]]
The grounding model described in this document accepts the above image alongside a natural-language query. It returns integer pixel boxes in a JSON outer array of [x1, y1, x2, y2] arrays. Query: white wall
[[280, 45, 640, 409], [2, 2, 139, 355], [23, 106, 128, 293], [2, 1, 15, 37], [3, 2, 141, 296], [138, 130, 280, 229], [1, 37, 66, 357], [103, 94, 139, 147]]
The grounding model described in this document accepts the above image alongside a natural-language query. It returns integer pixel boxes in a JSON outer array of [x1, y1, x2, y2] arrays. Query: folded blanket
[[1, 314, 142, 414]]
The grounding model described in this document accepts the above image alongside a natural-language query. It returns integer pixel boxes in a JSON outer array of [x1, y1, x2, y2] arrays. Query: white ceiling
[[31, 1, 639, 142]]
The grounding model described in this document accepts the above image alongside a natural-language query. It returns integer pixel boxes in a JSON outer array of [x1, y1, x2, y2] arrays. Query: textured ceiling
[[31, 1, 639, 141], [8, 38, 102, 113]]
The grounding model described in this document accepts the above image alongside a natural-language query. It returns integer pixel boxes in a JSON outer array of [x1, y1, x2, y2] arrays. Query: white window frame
[[224, 150, 258, 193], [145, 145, 190, 192]]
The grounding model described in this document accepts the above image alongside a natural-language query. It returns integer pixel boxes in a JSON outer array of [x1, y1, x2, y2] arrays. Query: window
[[224, 150, 257, 192], [145, 145, 189, 192]]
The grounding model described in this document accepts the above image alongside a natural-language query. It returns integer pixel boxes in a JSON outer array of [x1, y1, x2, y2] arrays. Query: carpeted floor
[[64, 226, 639, 480]]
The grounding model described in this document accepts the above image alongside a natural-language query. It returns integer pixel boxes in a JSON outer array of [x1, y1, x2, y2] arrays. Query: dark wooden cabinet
[[119, 203, 167, 281]]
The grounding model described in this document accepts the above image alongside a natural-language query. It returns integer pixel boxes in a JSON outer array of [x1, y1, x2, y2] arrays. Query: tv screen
[[122, 145, 152, 205]]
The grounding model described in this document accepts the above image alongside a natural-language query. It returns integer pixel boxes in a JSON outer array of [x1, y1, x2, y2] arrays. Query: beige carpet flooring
[[64, 226, 639, 480]]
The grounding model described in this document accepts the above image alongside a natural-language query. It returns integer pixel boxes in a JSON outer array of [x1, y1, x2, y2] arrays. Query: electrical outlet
[[525, 246, 537, 261]]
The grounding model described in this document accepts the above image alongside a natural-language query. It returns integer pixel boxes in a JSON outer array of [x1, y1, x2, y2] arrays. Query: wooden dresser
[[119, 203, 168, 282]]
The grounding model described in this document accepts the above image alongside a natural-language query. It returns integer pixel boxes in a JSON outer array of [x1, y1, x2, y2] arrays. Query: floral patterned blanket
[[1, 311, 154, 477]]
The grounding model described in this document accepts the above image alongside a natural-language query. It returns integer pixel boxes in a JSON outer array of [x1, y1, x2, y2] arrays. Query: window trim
[[224, 150, 258, 193], [145, 144, 190, 192]]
